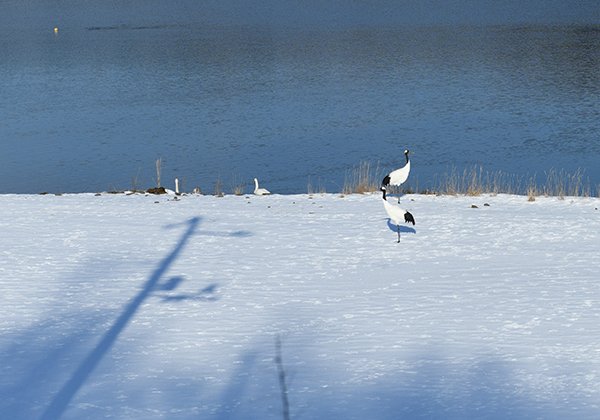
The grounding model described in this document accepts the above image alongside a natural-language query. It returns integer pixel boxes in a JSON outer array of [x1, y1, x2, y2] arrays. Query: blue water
[[1, 20, 599, 194]]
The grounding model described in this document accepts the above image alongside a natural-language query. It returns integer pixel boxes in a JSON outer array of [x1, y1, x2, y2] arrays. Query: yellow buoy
[[53, 27, 59, 34]]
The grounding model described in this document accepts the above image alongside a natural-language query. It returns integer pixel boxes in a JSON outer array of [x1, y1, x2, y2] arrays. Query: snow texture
[[1, 192, 599, 419]]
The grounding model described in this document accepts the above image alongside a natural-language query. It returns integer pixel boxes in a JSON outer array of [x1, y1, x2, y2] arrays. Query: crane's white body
[[382, 149, 411, 204], [386, 158, 410, 186], [382, 197, 407, 226], [381, 188, 415, 242], [254, 178, 271, 196], [382, 149, 411, 186]]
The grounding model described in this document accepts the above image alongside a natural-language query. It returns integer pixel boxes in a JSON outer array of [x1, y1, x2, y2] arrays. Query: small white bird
[[381, 149, 411, 201], [381, 187, 415, 243], [253, 178, 271, 196]]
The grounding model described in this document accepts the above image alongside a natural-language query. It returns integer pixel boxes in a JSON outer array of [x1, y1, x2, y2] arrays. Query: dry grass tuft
[[542, 168, 589, 198], [342, 161, 381, 194], [230, 174, 246, 196], [154, 157, 162, 188], [213, 177, 224, 197], [307, 177, 327, 194], [232, 185, 245, 196]]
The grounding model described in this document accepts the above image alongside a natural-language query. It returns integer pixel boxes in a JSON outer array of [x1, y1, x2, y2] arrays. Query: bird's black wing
[[381, 175, 391, 187]]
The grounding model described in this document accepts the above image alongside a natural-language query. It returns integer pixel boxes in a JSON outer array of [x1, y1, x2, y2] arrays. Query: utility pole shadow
[[40, 216, 201, 420]]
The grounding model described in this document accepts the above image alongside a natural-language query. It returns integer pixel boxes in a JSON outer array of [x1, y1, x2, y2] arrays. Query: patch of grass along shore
[[103, 161, 597, 199], [337, 162, 597, 199], [432, 166, 595, 199]]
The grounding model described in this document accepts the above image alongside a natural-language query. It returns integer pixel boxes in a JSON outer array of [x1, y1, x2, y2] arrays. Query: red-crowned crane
[[381, 149, 410, 202], [381, 187, 415, 243]]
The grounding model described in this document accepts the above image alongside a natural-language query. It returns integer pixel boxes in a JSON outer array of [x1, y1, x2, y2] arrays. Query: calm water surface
[[1, 24, 599, 194]]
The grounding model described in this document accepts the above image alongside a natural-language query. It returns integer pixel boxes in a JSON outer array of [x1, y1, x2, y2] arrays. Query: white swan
[[381, 187, 415, 243], [253, 178, 271, 195]]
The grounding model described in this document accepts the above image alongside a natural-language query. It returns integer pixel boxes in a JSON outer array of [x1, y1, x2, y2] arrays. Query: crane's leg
[[397, 225, 401, 243]]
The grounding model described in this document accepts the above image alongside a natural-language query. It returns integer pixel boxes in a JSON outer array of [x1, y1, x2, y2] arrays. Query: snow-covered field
[[1, 192, 599, 419]]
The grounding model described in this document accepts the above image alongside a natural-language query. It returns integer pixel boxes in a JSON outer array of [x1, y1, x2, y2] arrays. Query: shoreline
[[2, 190, 599, 201]]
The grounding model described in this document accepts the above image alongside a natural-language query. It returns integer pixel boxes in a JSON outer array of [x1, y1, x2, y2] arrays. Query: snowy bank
[[1, 192, 599, 419]]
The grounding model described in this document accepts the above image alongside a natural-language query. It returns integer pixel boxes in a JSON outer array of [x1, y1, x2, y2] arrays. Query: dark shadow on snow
[[39, 216, 201, 420], [198, 230, 252, 238], [386, 219, 417, 235], [0, 319, 99, 419], [214, 351, 259, 420], [38, 216, 245, 419], [296, 352, 569, 420], [158, 281, 220, 303]]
